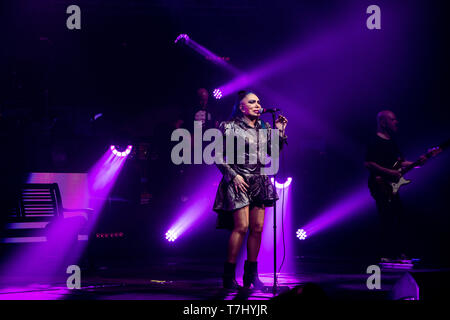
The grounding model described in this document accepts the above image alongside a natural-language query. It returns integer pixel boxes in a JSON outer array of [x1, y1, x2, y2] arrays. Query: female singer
[[213, 90, 288, 290]]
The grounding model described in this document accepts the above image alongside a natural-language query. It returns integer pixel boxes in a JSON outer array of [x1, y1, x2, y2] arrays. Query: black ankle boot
[[223, 262, 241, 290], [243, 260, 265, 290]]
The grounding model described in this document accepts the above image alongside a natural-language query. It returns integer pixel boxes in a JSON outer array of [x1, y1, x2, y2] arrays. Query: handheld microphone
[[258, 108, 281, 114]]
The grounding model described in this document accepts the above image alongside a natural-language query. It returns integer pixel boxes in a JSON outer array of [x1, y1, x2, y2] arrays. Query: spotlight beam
[[174, 34, 240, 74], [302, 184, 372, 237], [164, 167, 220, 243]]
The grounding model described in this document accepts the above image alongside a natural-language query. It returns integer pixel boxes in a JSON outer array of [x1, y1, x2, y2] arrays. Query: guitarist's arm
[[401, 155, 428, 168], [400, 160, 414, 167], [364, 161, 402, 180]]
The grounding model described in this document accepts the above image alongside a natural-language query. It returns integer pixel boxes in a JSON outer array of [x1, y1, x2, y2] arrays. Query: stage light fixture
[[296, 228, 307, 240], [213, 88, 223, 99], [174, 34, 190, 43], [165, 230, 178, 242], [271, 177, 292, 189], [110, 145, 133, 157]]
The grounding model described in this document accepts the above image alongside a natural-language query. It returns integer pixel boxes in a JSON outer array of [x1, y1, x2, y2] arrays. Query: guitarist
[[364, 110, 427, 263]]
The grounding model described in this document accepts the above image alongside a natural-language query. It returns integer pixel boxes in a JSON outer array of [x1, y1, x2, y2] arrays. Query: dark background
[[1, 0, 449, 266]]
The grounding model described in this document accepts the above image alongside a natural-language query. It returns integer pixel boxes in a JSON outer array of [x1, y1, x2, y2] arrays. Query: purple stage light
[[165, 230, 178, 242], [0, 150, 128, 288], [296, 228, 307, 240], [28, 173, 89, 210], [271, 177, 292, 189], [165, 167, 220, 244], [110, 145, 132, 157], [0, 286, 67, 300], [213, 88, 223, 100], [302, 184, 372, 237], [249, 176, 294, 277], [174, 34, 190, 43], [165, 195, 211, 242], [174, 35, 239, 75]]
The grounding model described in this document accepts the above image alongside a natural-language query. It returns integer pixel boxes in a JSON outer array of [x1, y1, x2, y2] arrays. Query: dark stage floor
[[1, 256, 449, 300]]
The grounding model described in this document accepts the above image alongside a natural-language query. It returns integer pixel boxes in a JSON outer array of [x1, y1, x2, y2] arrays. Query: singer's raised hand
[[275, 115, 288, 131]]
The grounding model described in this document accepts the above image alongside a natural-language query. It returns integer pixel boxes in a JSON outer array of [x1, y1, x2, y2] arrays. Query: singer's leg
[[247, 205, 265, 262], [227, 206, 249, 263]]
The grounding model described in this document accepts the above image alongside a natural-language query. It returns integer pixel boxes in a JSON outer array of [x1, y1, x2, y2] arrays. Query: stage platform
[[1, 256, 449, 300]]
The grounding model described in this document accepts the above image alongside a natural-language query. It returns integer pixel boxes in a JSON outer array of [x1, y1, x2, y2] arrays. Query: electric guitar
[[371, 139, 449, 200]]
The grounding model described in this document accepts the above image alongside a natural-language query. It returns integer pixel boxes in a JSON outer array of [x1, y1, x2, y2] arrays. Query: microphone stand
[[263, 112, 290, 295]]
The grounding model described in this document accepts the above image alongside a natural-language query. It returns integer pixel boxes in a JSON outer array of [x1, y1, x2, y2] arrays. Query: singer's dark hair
[[230, 90, 256, 119]]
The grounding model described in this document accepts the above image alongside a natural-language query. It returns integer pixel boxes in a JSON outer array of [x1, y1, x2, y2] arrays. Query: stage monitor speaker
[[390, 272, 419, 300], [390, 271, 450, 300]]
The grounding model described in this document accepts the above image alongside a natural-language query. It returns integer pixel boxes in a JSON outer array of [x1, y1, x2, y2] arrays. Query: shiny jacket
[[216, 116, 285, 182], [213, 116, 286, 222]]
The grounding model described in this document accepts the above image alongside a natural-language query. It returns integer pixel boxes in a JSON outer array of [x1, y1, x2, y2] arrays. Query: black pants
[[374, 193, 407, 259]]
